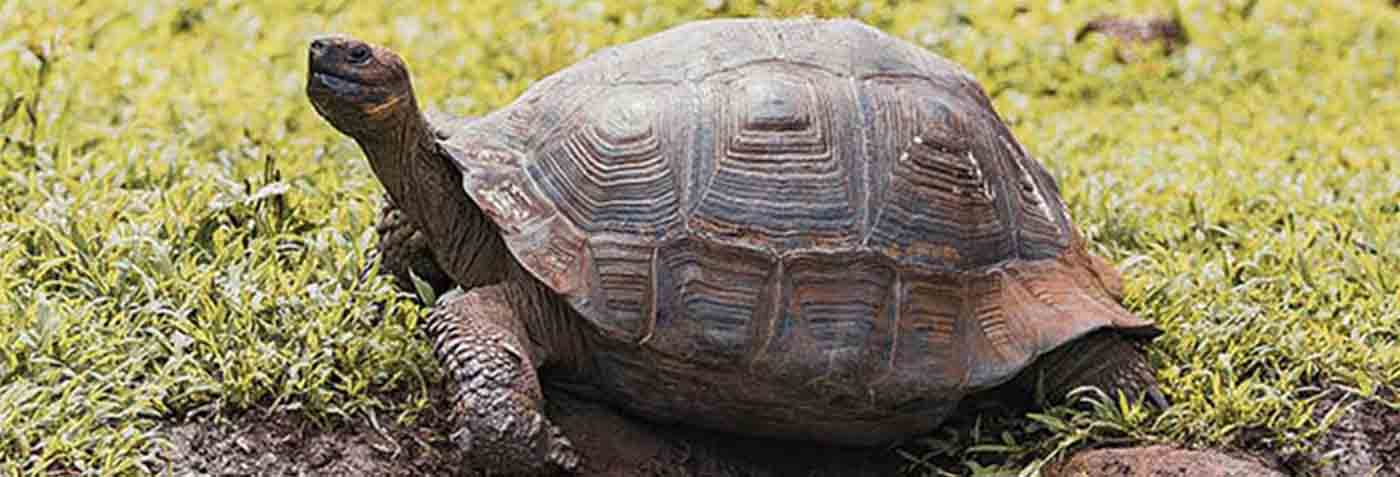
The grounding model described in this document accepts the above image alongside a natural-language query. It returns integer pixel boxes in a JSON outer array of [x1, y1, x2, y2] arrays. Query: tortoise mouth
[[309, 69, 364, 97]]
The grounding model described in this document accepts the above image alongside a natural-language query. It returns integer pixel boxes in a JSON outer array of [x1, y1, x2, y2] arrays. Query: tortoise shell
[[440, 18, 1154, 442]]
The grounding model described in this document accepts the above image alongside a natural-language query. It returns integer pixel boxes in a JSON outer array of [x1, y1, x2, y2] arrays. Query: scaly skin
[[372, 198, 582, 473], [373, 204, 581, 474], [427, 285, 580, 474], [1008, 329, 1168, 410], [371, 195, 454, 298]]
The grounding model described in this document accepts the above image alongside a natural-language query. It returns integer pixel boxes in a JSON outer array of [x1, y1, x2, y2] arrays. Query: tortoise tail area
[[1010, 328, 1168, 409], [958, 247, 1161, 396]]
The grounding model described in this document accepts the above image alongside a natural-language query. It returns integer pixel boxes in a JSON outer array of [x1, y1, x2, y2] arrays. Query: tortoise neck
[[359, 107, 514, 291], [358, 107, 434, 205]]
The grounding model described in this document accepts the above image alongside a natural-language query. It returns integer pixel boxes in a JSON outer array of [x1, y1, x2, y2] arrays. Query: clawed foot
[[374, 197, 580, 473], [545, 424, 581, 471], [429, 286, 581, 475], [445, 386, 580, 474]]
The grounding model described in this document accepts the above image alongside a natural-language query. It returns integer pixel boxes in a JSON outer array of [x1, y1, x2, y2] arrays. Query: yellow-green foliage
[[0, 0, 1396, 475]]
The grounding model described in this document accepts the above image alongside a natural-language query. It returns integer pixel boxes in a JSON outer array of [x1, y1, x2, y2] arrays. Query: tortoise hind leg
[[1012, 329, 1168, 410], [428, 285, 581, 474]]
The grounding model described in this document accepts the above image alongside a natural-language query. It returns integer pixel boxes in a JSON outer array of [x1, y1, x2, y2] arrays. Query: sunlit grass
[[1, 0, 1396, 475]]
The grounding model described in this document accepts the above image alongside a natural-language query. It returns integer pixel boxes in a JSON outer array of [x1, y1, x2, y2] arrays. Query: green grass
[[1, 0, 1396, 475]]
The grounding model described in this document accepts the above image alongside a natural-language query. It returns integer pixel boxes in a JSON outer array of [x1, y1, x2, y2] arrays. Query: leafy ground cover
[[1, 0, 1396, 475]]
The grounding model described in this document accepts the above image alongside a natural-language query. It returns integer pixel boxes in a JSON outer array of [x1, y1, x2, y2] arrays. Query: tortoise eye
[[347, 45, 371, 65]]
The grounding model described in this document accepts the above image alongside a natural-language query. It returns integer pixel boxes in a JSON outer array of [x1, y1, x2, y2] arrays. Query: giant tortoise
[[306, 18, 1166, 475]]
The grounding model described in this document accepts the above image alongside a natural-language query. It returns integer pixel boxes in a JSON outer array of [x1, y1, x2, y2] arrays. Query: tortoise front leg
[[1014, 330, 1168, 410], [369, 195, 454, 298], [427, 284, 581, 474]]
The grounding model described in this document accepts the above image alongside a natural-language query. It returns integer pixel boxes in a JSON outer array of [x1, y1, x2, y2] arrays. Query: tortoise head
[[306, 36, 417, 138]]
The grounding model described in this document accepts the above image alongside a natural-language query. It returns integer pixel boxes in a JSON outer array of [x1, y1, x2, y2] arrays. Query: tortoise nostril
[[310, 38, 328, 56]]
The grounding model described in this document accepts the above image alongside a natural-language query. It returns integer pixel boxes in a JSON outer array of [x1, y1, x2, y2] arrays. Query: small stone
[[1049, 446, 1284, 477]]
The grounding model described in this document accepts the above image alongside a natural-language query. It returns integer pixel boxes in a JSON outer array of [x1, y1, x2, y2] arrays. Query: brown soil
[[156, 383, 1397, 476], [1256, 385, 1400, 477], [156, 386, 902, 477], [157, 401, 464, 476]]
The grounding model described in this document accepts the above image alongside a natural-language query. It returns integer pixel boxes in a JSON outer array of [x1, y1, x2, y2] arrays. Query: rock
[[1049, 446, 1284, 477]]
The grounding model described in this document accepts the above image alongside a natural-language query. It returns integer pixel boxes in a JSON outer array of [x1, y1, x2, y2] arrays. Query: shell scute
[[861, 78, 1013, 270], [688, 66, 863, 251], [529, 85, 684, 238]]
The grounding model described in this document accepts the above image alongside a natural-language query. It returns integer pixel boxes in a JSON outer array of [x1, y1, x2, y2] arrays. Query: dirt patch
[[155, 382, 1399, 476], [1047, 446, 1283, 477], [1238, 384, 1400, 477], [156, 402, 464, 476], [1301, 387, 1399, 476], [155, 386, 902, 476], [1073, 14, 1188, 62]]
